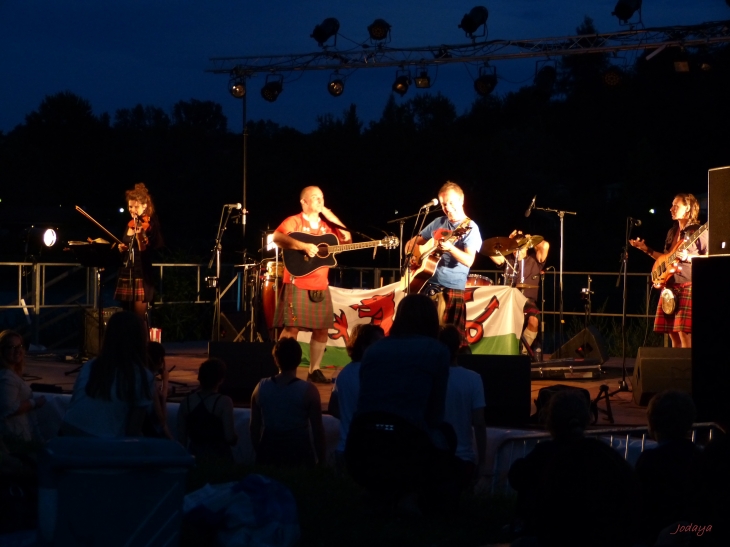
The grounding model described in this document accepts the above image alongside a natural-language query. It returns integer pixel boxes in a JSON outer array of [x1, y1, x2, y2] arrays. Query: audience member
[[60, 311, 163, 438], [635, 389, 703, 545], [345, 293, 456, 516], [328, 324, 385, 469], [0, 330, 45, 442], [438, 324, 488, 493], [697, 433, 730, 546], [177, 358, 238, 461], [508, 388, 592, 535], [249, 338, 325, 466]]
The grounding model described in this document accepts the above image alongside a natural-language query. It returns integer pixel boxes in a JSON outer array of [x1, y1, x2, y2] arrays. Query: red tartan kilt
[[654, 283, 692, 333], [273, 283, 334, 330], [114, 272, 145, 302]]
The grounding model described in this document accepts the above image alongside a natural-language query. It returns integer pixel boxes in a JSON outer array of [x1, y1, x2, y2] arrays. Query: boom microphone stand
[[208, 204, 238, 342]]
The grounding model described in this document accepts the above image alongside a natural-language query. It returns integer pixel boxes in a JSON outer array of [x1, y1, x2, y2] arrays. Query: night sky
[[2, 1, 729, 134]]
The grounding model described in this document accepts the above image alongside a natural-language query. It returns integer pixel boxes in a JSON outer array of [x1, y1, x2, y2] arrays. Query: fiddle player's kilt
[[654, 283, 692, 333], [114, 267, 145, 302], [274, 283, 334, 330], [441, 288, 468, 348]]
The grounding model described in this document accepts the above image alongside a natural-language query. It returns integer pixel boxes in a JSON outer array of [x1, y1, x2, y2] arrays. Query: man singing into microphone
[[407, 181, 482, 351], [272, 186, 351, 383]]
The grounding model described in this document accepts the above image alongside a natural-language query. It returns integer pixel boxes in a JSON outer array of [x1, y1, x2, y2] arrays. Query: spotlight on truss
[[261, 74, 284, 102], [228, 75, 246, 99], [328, 75, 345, 97], [473, 65, 497, 96], [392, 70, 411, 97], [612, 0, 642, 24], [458, 6, 488, 38], [414, 70, 432, 89], [368, 18, 391, 42], [311, 17, 340, 47]]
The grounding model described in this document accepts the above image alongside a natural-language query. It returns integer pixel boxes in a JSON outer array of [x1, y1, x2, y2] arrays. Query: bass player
[[273, 186, 351, 383], [406, 181, 482, 351], [629, 193, 708, 348]]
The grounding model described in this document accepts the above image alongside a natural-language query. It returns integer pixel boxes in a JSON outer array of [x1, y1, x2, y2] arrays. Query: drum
[[466, 274, 493, 287], [261, 276, 282, 330], [265, 260, 284, 279]]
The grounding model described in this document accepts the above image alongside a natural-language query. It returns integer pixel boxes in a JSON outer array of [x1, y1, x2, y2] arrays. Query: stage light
[[228, 76, 246, 99], [261, 75, 284, 102], [458, 6, 488, 38], [612, 0, 642, 24], [603, 65, 624, 86], [534, 62, 557, 97], [392, 70, 411, 96], [328, 75, 345, 97], [25, 226, 57, 258], [414, 70, 431, 89], [474, 65, 497, 96], [42, 229, 57, 247], [311, 17, 340, 47], [368, 19, 391, 42]]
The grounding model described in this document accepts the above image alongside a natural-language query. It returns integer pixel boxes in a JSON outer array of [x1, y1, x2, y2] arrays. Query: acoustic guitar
[[650, 222, 708, 288], [282, 232, 399, 277], [403, 218, 472, 293]]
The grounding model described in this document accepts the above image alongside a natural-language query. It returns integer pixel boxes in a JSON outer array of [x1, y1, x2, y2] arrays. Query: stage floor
[[22, 342, 647, 428]]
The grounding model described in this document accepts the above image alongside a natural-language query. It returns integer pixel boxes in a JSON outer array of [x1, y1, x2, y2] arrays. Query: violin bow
[[74, 205, 124, 246]]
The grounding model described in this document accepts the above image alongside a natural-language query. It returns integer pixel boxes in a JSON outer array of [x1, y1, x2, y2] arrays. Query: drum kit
[[233, 257, 284, 340], [479, 234, 544, 289]]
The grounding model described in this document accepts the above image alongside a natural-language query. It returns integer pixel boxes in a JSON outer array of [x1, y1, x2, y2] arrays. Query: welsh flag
[[295, 282, 527, 367]]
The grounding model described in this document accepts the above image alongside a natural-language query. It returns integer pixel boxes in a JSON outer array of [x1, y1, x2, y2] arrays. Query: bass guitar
[[403, 218, 472, 294], [651, 222, 708, 288], [282, 233, 399, 278]]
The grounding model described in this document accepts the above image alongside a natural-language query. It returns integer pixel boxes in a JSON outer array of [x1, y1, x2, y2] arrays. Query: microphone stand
[[610, 218, 635, 395], [208, 205, 236, 342], [387, 207, 437, 294], [534, 204, 576, 357]]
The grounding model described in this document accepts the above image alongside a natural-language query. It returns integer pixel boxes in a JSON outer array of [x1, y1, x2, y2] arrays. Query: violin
[[128, 215, 151, 252]]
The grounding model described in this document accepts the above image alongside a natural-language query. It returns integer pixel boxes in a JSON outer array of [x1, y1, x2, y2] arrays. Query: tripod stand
[[208, 205, 240, 342]]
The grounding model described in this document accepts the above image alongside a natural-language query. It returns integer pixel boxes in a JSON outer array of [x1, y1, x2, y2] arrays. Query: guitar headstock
[[381, 235, 400, 249]]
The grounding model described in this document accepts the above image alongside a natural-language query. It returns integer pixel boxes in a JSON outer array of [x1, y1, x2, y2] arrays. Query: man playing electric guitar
[[273, 186, 351, 383], [406, 181, 482, 351], [629, 193, 708, 348]]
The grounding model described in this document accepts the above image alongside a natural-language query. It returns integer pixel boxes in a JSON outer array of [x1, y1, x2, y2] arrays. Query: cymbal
[[516, 283, 539, 290], [480, 236, 519, 257], [516, 235, 544, 249]]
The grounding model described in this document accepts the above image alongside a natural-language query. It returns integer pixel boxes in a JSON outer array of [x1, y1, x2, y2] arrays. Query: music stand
[[65, 241, 121, 372]]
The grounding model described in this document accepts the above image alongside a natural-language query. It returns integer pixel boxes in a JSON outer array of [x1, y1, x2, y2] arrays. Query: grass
[[183, 461, 517, 547]]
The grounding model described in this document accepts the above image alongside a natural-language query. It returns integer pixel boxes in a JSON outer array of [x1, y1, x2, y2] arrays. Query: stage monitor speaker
[[708, 166, 730, 256], [457, 354, 531, 427], [551, 326, 609, 364], [83, 307, 123, 357], [692, 255, 730, 426], [631, 347, 691, 406], [208, 341, 278, 404]]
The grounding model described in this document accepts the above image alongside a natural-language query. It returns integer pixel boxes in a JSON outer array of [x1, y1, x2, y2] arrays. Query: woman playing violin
[[114, 183, 164, 326]]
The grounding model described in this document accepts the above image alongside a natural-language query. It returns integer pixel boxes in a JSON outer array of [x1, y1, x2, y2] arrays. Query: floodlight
[[474, 65, 497, 96], [261, 75, 284, 102], [612, 0, 642, 24], [458, 6, 488, 37], [414, 70, 431, 89], [392, 70, 411, 96], [228, 75, 246, 99], [368, 19, 391, 41], [328, 76, 345, 97], [311, 17, 340, 47]]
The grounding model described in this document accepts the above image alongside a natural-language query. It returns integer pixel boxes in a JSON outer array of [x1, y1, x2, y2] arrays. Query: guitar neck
[[667, 223, 708, 263], [326, 240, 384, 253]]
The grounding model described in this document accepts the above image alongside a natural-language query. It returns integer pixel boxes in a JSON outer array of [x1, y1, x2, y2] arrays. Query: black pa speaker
[[208, 341, 278, 405], [83, 307, 123, 357], [552, 326, 609, 363], [631, 347, 691, 406], [457, 354, 531, 426], [708, 166, 730, 256], [692, 255, 730, 426]]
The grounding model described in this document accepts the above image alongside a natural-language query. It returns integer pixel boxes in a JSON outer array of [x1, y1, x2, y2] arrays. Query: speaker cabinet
[[692, 255, 730, 425], [551, 326, 609, 364], [456, 354, 531, 426], [708, 166, 730, 256], [208, 342, 278, 405], [631, 347, 691, 406], [83, 307, 123, 357]]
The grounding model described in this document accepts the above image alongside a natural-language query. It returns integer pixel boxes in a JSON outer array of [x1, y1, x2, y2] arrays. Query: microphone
[[421, 198, 439, 209], [524, 195, 536, 217], [629, 217, 642, 227], [225, 203, 242, 210]]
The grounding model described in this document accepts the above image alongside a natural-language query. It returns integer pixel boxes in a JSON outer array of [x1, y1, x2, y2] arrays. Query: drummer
[[488, 230, 549, 357]]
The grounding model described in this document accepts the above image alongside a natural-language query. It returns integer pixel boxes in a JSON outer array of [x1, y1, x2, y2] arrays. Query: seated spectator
[[345, 294, 456, 516], [508, 388, 591, 535], [142, 341, 170, 438], [249, 338, 325, 467], [697, 433, 730, 546], [635, 389, 703, 545], [60, 311, 163, 438], [0, 330, 45, 442], [177, 358, 238, 461], [328, 324, 385, 468], [438, 324, 488, 493]]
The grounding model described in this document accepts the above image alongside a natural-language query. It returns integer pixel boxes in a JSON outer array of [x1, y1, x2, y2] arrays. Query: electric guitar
[[403, 218, 472, 294], [651, 222, 708, 288], [282, 233, 399, 278]]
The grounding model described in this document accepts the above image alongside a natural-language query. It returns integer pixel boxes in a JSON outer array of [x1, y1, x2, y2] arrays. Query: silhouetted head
[[273, 337, 303, 371], [647, 389, 696, 442], [347, 324, 385, 361], [198, 358, 227, 390], [390, 294, 439, 339], [438, 324, 461, 363], [545, 389, 591, 441]]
